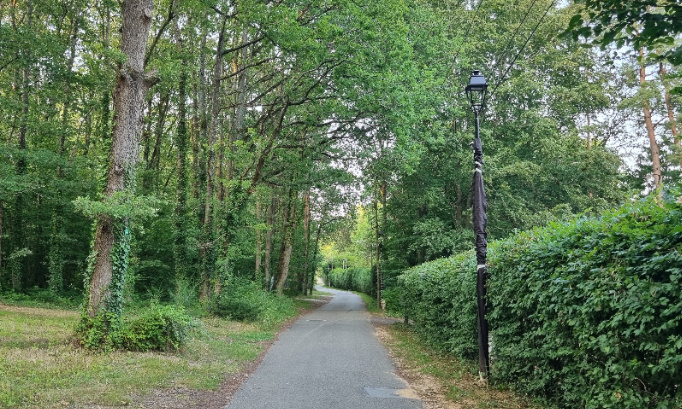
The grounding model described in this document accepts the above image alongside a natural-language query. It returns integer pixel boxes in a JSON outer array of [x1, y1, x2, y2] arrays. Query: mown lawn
[[0, 300, 312, 409]]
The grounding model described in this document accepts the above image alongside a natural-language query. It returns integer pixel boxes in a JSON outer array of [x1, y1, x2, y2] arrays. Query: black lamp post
[[465, 70, 490, 381]]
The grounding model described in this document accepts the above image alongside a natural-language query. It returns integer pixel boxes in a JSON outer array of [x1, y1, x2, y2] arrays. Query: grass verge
[[381, 323, 543, 409], [0, 297, 315, 409], [354, 291, 381, 314]]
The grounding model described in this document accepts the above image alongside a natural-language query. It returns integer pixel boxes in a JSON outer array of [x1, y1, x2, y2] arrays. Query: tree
[[567, 1, 682, 74], [80, 0, 156, 344]]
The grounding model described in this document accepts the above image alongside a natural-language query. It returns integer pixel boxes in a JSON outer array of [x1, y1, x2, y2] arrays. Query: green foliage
[[566, 1, 682, 67], [328, 267, 375, 296], [120, 304, 198, 352], [76, 303, 198, 352], [0, 287, 81, 309], [380, 286, 403, 315], [401, 196, 682, 409], [1, 0, 673, 370], [106, 221, 131, 317], [73, 192, 162, 221], [400, 253, 478, 360], [76, 310, 122, 351], [490, 197, 682, 409], [208, 278, 296, 327], [171, 278, 199, 311]]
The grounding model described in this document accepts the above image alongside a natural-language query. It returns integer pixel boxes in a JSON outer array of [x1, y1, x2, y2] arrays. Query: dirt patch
[[130, 355, 262, 409], [369, 315, 404, 326], [374, 325, 469, 409], [374, 322, 535, 409]]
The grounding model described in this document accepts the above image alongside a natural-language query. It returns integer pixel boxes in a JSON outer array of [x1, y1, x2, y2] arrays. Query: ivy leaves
[[73, 192, 161, 222]]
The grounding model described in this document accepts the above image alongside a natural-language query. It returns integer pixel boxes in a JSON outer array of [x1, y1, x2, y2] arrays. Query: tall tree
[[81, 0, 156, 341], [639, 48, 664, 200]]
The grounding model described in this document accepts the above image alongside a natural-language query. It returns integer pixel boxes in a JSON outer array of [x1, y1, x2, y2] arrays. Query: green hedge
[[400, 198, 682, 409], [328, 267, 375, 296], [400, 253, 478, 359]]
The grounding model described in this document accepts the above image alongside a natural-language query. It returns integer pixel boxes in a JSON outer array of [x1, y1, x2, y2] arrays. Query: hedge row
[[400, 198, 682, 409], [327, 267, 375, 296]]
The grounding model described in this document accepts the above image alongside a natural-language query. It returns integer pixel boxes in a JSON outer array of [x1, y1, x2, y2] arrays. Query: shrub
[[209, 279, 264, 321], [120, 304, 197, 352], [208, 278, 297, 327], [0, 287, 81, 309], [400, 197, 682, 409]]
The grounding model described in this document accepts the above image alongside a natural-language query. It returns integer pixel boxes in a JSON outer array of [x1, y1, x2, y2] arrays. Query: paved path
[[225, 287, 423, 409]]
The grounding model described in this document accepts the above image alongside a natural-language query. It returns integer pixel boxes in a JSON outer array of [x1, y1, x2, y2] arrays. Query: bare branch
[[145, 0, 176, 68]]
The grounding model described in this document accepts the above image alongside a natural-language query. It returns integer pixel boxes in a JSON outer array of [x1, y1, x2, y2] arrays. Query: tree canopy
[[567, 0, 682, 65]]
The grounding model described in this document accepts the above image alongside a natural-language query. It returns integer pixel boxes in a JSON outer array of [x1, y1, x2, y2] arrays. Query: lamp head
[[465, 70, 488, 114]]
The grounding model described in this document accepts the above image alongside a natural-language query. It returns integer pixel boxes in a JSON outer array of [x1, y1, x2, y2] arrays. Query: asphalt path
[[225, 287, 423, 409]]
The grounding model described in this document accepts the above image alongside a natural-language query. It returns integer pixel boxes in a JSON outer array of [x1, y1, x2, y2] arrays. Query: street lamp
[[465, 70, 488, 115], [465, 70, 490, 382]]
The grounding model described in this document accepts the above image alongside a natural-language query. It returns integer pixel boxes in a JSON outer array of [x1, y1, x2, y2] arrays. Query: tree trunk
[[0, 201, 3, 287], [275, 190, 296, 294], [264, 194, 276, 290], [254, 195, 262, 280], [233, 30, 249, 136], [173, 20, 189, 286], [200, 17, 226, 300], [144, 91, 169, 191], [302, 191, 310, 295], [83, 103, 93, 155], [96, 0, 112, 153], [639, 48, 663, 201], [660, 62, 680, 167], [310, 221, 323, 294], [58, 9, 80, 167], [380, 179, 387, 304], [227, 29, 249, 186], [192, 26, 208, 204], [586, 113, 592, 150], [50, 11, 82, 294], [584, 65, 592, 150], [204, 19, 226, 227], [11, 0, 32, 292], [374, 194, 381, 307], [276, 240, 293, 295], [85, 0, 155, 320]]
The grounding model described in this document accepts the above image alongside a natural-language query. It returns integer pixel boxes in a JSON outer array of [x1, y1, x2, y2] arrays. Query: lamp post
[[465, 70, 490, 382]]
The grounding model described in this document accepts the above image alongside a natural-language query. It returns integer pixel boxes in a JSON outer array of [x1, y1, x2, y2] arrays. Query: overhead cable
[[489, 0, 558, 98], [491, 0, 540, 77]]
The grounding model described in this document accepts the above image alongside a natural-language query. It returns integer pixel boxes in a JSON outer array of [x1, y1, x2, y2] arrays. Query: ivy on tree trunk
[[80, 0, 156, 347]]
